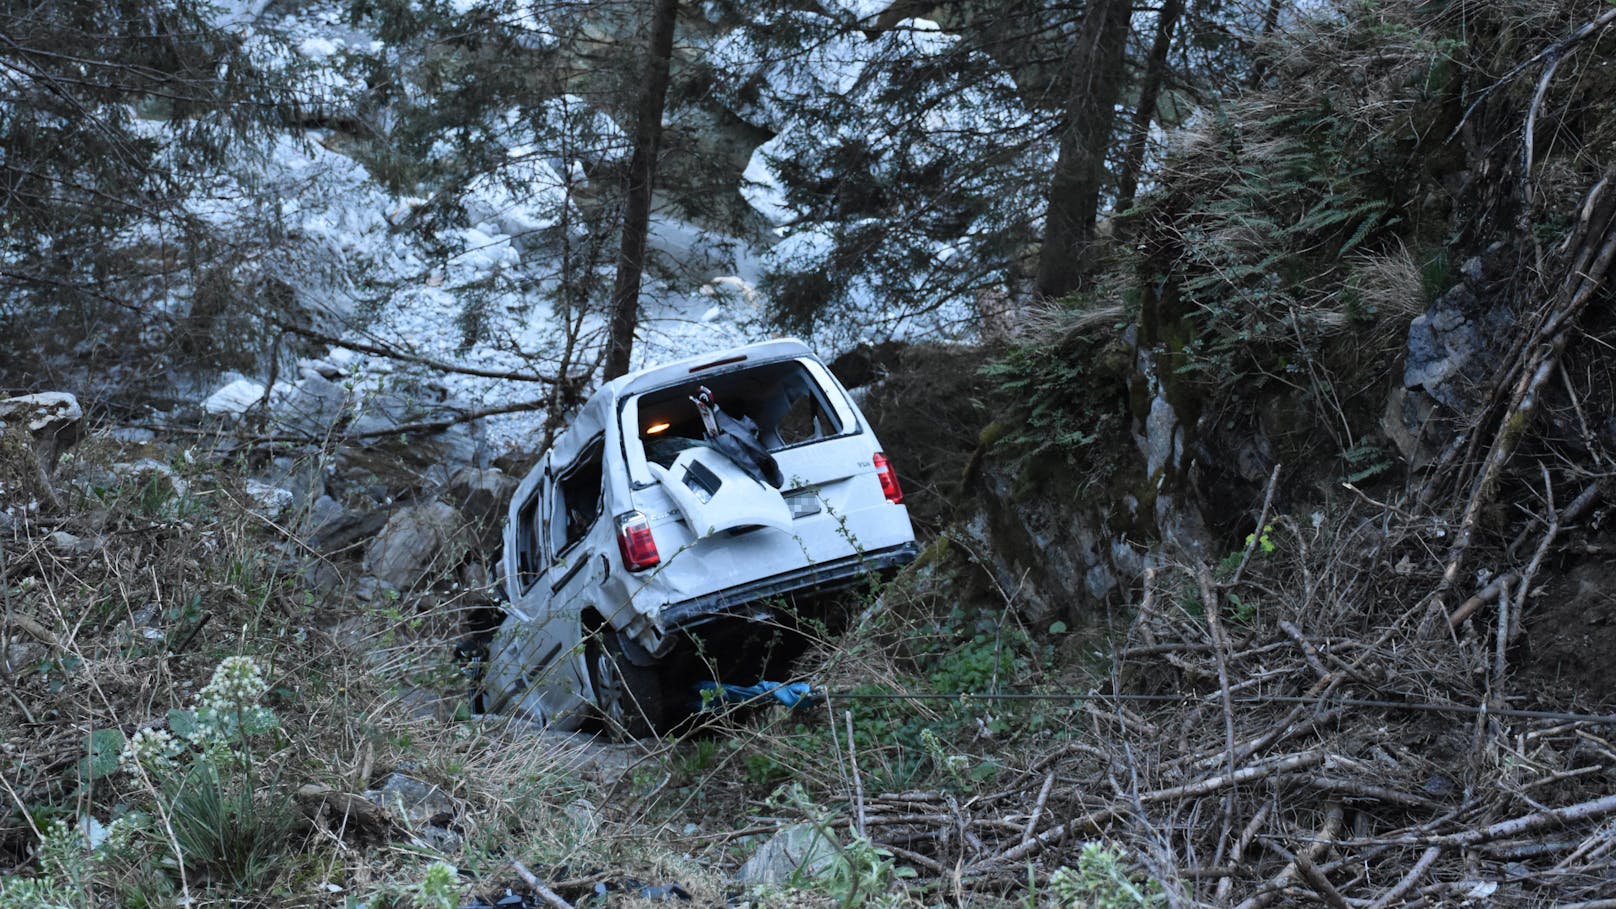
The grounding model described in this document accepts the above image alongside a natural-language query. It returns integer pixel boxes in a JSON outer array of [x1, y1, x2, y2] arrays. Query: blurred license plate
[[786, 491, 821, 518]]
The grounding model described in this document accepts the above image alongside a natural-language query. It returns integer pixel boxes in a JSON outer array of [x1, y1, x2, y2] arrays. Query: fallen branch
[[1216, 801, 1272, 902], [1226, 463, 1282, 589], [1294, 849, 1352, 909], [512, 860, 576, 909], [1413, 794, 1616, 847], [963, 751, 1327, 873], [271, 317, 570, 384], [1, 613, 58, 649], [251, 396, 554, 445], [1234, 801, 1343, 909], [1433, 171, 1616, 603]]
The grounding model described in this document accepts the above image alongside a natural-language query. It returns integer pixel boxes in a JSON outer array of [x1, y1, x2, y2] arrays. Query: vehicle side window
[[513, 485, 545, 591], [549, 437, 605, 558]]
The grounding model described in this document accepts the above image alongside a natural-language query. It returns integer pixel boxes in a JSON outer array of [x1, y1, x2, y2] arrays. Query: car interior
[[632, 360, 846, 469]]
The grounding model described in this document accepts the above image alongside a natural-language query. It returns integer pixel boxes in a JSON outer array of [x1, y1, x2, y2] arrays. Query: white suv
[[479, 339, 918, 736]]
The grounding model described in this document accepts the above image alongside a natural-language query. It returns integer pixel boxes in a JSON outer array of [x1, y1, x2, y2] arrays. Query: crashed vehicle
[[479, 339, 918, 736]]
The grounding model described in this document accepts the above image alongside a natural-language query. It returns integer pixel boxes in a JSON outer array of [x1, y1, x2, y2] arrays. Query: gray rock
[[366, 774, 456, 826], [47, 530, 95, 554], [298, 358, 344, 381], [264, 456, 328, 513], [445, 466, 516, 549], [364, 773, 460, 851], [564, 799, 602, 839], [736, 823, 841, 886], [276, 374, 351, 437], [350, 387, 487, 471], [1401, 254, 1516, 412], [108, 427, 155, 444], [362, 502, 468, 589], [350, 388, 442, 437], [303, 494, 346, 534], [302, 558, 343, 593], [1394, 246, 1521, 463], [244, 479, 295, 516], [112, 459, 188, 501], [0, 392, 84, 470], [2, 641, 47, 674], [310, 506, 390, 553]]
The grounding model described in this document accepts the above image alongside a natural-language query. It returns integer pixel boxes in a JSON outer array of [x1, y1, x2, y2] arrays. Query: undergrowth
[[1, 435, 724, 907]]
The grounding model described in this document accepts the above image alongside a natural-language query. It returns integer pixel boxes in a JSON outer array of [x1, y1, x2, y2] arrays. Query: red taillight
[[874, 452, 903, 504], [616, 511, 660, 571]]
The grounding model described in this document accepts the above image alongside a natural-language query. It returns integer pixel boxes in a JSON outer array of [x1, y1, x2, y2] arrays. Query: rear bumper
[[658, 541, 919, 630]]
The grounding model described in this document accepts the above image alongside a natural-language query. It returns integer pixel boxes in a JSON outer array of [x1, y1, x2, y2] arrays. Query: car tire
[[586, 628, 666, 739]]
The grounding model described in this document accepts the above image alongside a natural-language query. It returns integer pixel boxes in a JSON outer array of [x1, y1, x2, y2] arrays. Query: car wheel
[[453, 631, 492, 715], [586, 628, 666, 739]]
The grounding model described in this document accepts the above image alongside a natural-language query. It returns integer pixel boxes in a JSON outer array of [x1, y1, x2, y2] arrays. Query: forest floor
[[5, 375, 1616, 907]]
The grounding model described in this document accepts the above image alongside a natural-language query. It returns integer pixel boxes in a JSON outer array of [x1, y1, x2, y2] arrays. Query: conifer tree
[[0, 0, 287, 380], [604, 0, 681, 379], [1033, 0, 1133, 300]]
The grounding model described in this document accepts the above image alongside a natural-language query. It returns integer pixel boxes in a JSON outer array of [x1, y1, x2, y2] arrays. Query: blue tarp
[[693, 680, 816, 709]]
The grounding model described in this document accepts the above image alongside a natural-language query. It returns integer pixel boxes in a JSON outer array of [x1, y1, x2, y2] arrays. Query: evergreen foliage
[[0, 0, 292, 378], [708, 4, 1052, 334]]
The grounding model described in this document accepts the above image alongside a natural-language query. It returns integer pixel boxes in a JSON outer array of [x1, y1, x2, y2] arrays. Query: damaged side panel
[[483, 340, 917, 737]]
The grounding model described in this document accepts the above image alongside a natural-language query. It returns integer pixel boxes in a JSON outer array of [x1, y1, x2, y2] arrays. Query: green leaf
[[168, 708, 197, 739], [1048, 621, 1068, 635], [84, 728, 127, 780]]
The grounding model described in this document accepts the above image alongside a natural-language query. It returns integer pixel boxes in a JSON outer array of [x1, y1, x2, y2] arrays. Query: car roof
[[545, 338, 819, 469]]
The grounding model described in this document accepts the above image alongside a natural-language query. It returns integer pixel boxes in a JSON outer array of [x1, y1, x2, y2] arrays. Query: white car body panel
[[484, 339, 918, 729]]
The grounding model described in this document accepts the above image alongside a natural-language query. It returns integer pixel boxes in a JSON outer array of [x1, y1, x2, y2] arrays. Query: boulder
[[363, 773, 460, 851], [1391, 243, 1519, 463], [0, 392, 84, 471], [309, 505, 390, 554], [202, 377, 266, 416], [361, 502, 468, 590], [112, 458, 189, 503], [275, 374, 351, 437], [736, 823, 841, 886], [350, 387, 486, 474], [244, 480, 294, 515], [445, 466, 517, 550], [47, 530, 96, 555]]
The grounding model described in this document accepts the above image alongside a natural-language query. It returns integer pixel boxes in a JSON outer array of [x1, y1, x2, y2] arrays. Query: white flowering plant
[[166, 655, 280, 762], [0, 815, 147, 909], [13, 656, 293, 905], [83, 656, 281, 788]]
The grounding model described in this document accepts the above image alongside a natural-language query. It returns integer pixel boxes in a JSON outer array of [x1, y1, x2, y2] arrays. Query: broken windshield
[[624, 359, 852, 483]]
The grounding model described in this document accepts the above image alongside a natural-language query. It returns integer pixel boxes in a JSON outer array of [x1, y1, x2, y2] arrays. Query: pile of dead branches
[[842, 166, 1616, 904], [847, 519, 1616, 904]]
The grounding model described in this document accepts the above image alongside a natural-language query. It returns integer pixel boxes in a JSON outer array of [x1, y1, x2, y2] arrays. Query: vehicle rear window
[[631, 360, 847, 469]]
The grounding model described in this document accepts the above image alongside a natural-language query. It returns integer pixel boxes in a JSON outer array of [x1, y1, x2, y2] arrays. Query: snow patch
[[298, 36, 341, 59]]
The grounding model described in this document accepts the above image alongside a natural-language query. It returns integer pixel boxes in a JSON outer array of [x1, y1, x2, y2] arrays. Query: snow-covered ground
[[188, 0, 1018, 449]]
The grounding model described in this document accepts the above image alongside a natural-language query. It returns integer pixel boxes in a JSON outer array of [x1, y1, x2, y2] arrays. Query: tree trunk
[[1245, 0, 1287, 89], [1114, 0, 1185, 218], [1032, 0, 1134, 301], [603, 0, 680, 380]]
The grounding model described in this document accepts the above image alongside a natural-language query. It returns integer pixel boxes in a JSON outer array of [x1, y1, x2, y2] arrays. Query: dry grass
[[0, 434, 734, 907]]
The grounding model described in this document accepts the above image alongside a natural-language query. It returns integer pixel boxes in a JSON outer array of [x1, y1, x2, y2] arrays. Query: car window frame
[[513, 479, 547, 593], [547, 434, 606, 562], [619, 356, 863, 489]]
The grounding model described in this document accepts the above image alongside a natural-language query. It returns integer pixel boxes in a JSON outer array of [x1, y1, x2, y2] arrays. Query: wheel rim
[[592, 645, 628, 726]]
